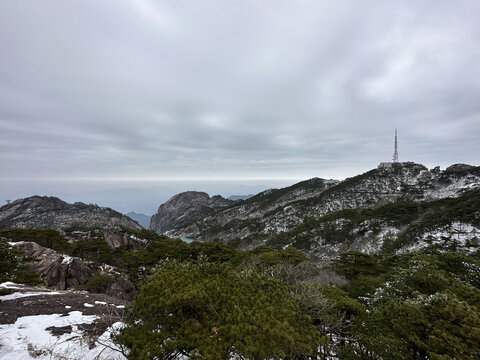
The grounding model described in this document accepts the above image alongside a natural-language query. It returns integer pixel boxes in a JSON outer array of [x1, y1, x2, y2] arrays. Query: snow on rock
[[13, 242, 95, 290], [83, 303, 94, 308], [99, 263, 120, 274], [424, 176, 480, 200], [357, 226, 401, 254], [8, 241, 24, 246], [0, 291, 61, 302], [399, 222, 480, 254], [61, 255, 74, 265], [0, 311, 126, 360], [0, 282, 24, 289]]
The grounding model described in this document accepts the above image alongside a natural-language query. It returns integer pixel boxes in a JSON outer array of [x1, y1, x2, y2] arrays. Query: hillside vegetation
[[266, 189, 480, 263], [2, 223, 479, 359]]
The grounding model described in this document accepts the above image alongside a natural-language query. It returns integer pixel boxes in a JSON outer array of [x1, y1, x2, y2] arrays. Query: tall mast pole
[[393, 129, 399, 163]]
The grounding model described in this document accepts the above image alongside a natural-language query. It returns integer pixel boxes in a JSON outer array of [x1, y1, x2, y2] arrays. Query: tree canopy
[[115, 260, 321, 359]]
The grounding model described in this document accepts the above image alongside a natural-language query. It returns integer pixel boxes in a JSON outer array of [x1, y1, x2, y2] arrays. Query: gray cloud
[[1, 0, 480, 188]]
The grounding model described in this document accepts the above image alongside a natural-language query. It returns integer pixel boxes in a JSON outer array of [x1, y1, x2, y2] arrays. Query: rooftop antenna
[[392, 129, 399, 163]]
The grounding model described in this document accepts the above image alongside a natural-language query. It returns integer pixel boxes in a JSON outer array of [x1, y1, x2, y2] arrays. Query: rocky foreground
[[0, 282, 126, 360]]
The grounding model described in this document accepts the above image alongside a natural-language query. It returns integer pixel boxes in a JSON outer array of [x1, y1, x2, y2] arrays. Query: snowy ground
[[0, 312, 125, 360], [0, 282, 127, 360]]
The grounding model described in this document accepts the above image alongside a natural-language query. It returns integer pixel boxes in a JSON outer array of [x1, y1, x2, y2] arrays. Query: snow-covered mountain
[[155, 163, 480, 253], [266, 189, 480, 264]]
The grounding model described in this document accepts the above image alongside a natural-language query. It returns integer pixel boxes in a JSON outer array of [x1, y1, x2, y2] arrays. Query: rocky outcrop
[[166, 163, 480, 245], [102, 228, 146, 249], [14, 242, 95, 290], [150, 191, 233, 234], [11, 241, 136, 298], [60, 228, 146, 249], [0, 196, 142, 230], [445, 163, 476, 173]]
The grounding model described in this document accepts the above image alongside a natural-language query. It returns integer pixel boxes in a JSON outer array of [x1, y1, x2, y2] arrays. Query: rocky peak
[[445, 163, 476, 173], [158, 191, 210, 211], [150, 191, 233, 234], [0, 196, 142, 230]]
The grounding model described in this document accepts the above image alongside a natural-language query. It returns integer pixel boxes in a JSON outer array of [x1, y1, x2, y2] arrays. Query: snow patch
[[0, 311, 125, 359], [8, 241, 23, 246], [61, 255, 74, 265], [0, 282, 23, 289], [0, 291, 61, 302], [399, 222, 480, 254]]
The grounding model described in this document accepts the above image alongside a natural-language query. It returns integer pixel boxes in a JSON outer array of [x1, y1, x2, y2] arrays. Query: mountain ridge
[[156, 163, 480, 249], [0, 196, 142, 230]]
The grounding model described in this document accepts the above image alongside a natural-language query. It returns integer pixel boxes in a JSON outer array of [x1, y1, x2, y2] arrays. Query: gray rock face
[[14, 241, 95, 290], [150, 191, 233, 234], [167, 163, 480, 245], [12, 241, 136, 298], [0, 196, 142, 230], [102, 228, 146, 249], [60, 228, 146, 249]]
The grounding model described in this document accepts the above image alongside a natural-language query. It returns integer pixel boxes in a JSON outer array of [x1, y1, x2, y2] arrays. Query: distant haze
[[1, 1, 479, 209], [0, 178, 296, 215]]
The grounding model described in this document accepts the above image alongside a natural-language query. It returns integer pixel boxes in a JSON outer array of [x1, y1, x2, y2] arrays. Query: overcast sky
[[1, 1, 480, 211]]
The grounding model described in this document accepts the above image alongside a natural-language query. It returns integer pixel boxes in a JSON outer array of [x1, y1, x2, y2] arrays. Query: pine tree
[[114, 260, 321, 359]]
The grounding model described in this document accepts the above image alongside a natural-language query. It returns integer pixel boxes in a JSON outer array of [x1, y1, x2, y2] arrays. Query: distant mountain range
[[2, 163, 479, 264], [125, 212, 151, 229], [227, 194, 255, 201]]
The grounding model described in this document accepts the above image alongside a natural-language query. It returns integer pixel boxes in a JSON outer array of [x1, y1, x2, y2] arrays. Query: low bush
[[82, 274, 115, 293]]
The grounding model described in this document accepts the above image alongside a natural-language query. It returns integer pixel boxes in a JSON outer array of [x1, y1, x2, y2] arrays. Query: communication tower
[[392, 129, 399, 163]]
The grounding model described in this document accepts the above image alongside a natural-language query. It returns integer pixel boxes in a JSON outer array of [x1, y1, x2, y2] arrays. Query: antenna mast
[[392, 129, 399, 163]]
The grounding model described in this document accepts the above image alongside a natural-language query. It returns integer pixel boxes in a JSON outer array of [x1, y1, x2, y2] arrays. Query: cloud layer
[[1, 0, 479, 183]]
